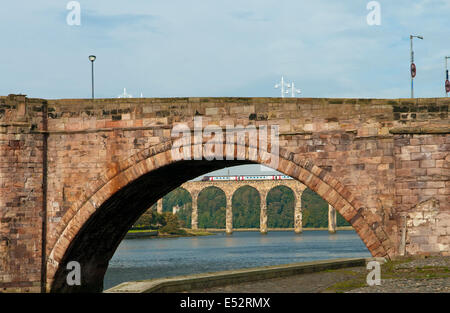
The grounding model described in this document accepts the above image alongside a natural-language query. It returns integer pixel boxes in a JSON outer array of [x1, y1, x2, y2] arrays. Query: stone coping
[[104, 257, 384, 293]]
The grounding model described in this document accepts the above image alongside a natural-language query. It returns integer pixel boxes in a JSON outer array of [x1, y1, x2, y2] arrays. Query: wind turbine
[[274, 76, 291, 98]]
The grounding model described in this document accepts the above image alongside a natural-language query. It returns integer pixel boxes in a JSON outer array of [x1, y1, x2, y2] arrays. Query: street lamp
[[410, 35, 423, 98], [445, 56, 450, 97], [89, 55, 96, 99]]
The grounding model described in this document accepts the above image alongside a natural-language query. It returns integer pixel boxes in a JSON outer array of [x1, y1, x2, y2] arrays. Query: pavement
[[186, 256, 450, 293], [186, 266, 367, 293]]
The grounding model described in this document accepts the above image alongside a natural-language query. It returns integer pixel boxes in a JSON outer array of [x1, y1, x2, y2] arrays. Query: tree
[[267, 186, 295, 228], [198, 186, 226, 228], [159, 212, 187, 235], [232, 186, 260, 228]]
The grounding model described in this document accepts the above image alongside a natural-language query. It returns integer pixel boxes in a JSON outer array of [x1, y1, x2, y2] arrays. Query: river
[[103, 230, 371, 291]]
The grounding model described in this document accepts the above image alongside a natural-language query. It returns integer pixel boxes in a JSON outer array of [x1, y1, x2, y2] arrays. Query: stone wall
[[0, 95, 47, 292], [393, 132, 449, 255], [0, 95, 448, 292]]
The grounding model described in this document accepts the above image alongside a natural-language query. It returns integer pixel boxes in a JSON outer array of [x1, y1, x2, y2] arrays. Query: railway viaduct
[[155, 179, 338, 235], [0, 94, 448, 292]]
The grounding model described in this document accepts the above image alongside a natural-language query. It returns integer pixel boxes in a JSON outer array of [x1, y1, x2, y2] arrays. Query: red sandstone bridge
[[0, 94, 448, 292]]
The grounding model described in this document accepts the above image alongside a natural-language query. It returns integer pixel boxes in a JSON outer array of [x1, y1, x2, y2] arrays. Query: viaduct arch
[[0, 95, 448, 292], [179, 178, 308, 234]]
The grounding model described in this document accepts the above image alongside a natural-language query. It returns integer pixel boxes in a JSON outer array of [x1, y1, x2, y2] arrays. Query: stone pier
[[191, 191, 199, 230], [226, 195, 233, 235], [328, 204, 337, 234], [294, 197, 302, 234], [259, 190, 268, 235]]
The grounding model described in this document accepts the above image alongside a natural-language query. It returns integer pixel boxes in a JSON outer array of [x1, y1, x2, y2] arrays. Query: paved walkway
[[186, 256, 450, 293], [186, 267, 367, 293]]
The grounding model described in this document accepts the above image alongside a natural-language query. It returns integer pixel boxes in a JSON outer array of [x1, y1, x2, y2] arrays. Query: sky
[[1, 0, 449, 100]]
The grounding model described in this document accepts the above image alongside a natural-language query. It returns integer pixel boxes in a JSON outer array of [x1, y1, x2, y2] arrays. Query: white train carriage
[[202, 175, 292, 181]]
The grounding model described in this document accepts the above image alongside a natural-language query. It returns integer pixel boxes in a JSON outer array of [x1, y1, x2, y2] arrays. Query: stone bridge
[[155, 178, 330, 234], [0, 94, 448, 293]]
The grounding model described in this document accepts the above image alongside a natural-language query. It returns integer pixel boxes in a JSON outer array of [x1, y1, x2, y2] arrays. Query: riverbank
[[105, 257, 371, 293], [205, 226, 354, 232], [185, 255, 449, 293], [125, 227, 354, 239], [106, 256, 450, 293], [125, 229, 215, 239]]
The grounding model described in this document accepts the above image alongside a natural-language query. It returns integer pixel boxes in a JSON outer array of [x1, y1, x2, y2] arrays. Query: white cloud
[[0, 0, 448, 99]]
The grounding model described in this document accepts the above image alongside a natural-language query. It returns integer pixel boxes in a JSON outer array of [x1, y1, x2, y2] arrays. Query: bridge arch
[[197, 186, 227, 229], [46, 140, 393, 292], [266, 185, 296, 229], [231, 185, 261, 230]]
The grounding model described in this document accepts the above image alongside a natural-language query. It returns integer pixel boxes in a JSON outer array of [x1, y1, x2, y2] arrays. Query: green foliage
[[232, 186, 260, 228], [301, 188, 328, 228], [133, 208, 164, 230], [267, 186, 295, 228], [159, 212, 187, 235], [198, 186, 226, 228], [302, 188, 350, 228], [132, 211, 187, 235], [162, 188, 192, 228]]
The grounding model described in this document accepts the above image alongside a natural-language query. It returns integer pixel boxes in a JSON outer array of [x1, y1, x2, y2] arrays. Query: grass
[[324, 256, 449, 293], [323, 268, 367, 293], [128, 229, 157, 233], [185, 229, 215, 236], [327, 278, 367, 293]]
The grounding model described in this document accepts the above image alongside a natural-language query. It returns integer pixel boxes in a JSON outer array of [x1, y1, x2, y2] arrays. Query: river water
[[103, 230, 371, 290]]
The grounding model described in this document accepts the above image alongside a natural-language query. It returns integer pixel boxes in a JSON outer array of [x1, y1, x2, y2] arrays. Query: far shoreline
[[124, 226, 354, 239]]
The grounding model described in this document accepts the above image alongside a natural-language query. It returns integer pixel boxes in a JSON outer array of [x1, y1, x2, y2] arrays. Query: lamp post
[[445, 56, 450, 97], [89, 55, 96, 99], [410, 35, 423, 98]]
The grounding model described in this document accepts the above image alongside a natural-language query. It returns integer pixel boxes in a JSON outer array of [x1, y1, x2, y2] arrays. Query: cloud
[[0, 0, 448, 99], [82, 10, 160, 33], [82, 10, 159, 31], [230, 10, 270, 22]]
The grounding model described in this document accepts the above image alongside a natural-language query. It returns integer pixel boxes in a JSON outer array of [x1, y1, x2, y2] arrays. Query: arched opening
[[267, 186, 295, 228], [232, 186, 260, 229], [197, 186, 226, 229], [47, 141, 392, 292], [301, 188, 350, 228]]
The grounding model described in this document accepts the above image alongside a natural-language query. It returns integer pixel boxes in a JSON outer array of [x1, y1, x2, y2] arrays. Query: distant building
[[172, 204, 180, 215]]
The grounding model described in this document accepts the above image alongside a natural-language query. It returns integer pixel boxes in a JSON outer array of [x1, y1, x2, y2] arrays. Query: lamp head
[[89, 55, 96, 62]]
